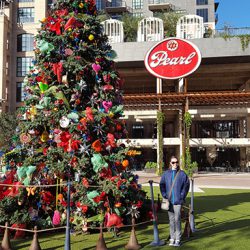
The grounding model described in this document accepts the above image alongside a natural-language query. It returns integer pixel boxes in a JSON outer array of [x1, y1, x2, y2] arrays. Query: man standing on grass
[[160, 156, 190, 247]]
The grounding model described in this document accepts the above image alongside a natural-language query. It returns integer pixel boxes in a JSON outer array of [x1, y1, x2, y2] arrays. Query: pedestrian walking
[[160, 156, 190, 247]]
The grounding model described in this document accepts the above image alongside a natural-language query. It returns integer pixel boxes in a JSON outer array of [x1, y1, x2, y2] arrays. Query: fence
[[214, 27, 250, 37], [0, 180, 193, 249]]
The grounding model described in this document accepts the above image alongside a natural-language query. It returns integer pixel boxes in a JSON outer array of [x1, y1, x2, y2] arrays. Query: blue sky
[[216, 0, 250, 29]]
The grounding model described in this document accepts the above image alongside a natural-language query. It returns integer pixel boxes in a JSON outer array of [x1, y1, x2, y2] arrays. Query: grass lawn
[[4, 187, 250, 250]]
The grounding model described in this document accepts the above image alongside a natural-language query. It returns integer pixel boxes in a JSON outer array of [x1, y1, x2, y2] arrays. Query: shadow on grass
[[192, 190, 250, 214], [7, 190, 250, 249]]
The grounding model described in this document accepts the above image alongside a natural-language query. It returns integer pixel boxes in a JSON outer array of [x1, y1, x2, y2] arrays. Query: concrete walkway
[[134, 171, 250, 192]]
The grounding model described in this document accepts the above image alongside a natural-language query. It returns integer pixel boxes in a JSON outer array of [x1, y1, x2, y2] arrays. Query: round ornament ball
[[60, 116, 70, 128], [88, 34, 94, 41]]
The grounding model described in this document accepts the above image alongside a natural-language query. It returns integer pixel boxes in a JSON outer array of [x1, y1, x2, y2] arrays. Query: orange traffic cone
[[96, 226, 108, 250], [29, 226, 41, 250], [1, 222, 12, 250]]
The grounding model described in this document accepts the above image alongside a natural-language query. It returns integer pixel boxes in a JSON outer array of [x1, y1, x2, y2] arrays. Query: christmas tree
[[0, 0, 145, 232]]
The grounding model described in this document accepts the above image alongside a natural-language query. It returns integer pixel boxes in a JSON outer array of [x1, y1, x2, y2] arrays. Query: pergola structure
[[124, 91, 250, 110]]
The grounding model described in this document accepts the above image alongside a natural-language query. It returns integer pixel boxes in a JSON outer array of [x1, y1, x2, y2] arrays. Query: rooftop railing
[[214, 27, 250, 37]]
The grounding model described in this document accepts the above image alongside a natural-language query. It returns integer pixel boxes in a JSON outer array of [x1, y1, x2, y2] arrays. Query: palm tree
[[154, 11, 183, 37], [121, 13, 142, 42]]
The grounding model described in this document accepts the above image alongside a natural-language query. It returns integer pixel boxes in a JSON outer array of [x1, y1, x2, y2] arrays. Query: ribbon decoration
[[46, 17, 63, 35], [52, 62, 64, 83], [50, 19, 62, 35], [64, 17, 77, 31]]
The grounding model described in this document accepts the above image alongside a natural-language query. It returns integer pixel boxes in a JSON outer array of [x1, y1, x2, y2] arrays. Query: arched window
[[101, 19, 124, 43], [17, 34, 34, 52], [137, 17, 164, 42], [176, 15, 204, 39]]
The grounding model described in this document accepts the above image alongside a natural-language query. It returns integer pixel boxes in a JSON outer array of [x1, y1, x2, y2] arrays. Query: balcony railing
[[106, 0, 127, 8], [148, 0, 174, 12], [105, 0, 132, 13], [148, 0, 170, 4]]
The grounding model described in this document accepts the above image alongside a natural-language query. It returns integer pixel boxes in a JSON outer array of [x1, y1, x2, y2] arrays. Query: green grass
[[4, 188, 250, 250]]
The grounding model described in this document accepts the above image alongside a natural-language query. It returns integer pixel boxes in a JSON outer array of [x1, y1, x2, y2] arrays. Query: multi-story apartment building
[[1, 0, 250, 171], [0, 0, 48, 112], [103, 0, 218, 29]]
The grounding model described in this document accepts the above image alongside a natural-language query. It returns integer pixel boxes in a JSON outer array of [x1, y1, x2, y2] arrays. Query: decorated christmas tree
[[0, 0, 145, 233]]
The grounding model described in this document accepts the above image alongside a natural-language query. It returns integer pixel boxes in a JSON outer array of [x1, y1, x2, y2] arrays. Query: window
[[47, 0, 54, 9], [16, 82, 25, 102], [132, 0, 143, 9], [17, 34, 34, 52], [132, 124, 144, 138], [133, 12, 143, 18], [96, 0, 104, 10], [17, 8, 34, 23], [196, 0, 208, 5], [17, 57, 33, 77], [197, 8, 208, 22]]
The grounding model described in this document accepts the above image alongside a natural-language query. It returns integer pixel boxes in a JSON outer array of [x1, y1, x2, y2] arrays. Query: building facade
[[1, 0, 250, 171]]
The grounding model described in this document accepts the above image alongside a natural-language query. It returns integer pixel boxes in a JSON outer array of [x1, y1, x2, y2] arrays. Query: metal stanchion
[[64, 181, 71, 250], [148, 180, 165, 246], [190, 178, 196, 232]]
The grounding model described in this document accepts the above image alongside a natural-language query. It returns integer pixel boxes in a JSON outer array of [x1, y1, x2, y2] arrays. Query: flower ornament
[[105, 133, 116, 148], [20, 133, 31, 144], [85, 107, 94, 121], [92, 139, 102, 152]]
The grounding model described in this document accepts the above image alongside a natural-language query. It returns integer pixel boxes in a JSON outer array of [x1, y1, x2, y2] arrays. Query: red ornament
[[106, 213, 123, 228]]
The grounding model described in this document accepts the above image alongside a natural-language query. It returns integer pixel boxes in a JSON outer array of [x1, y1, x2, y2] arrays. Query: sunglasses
[[171, 161, 178, 164]]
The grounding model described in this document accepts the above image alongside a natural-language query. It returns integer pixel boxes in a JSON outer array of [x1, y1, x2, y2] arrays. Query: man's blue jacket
[[160, 169, 190, 205]]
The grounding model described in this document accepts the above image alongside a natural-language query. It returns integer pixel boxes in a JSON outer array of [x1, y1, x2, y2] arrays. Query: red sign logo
[[144, 38, 202, 79]]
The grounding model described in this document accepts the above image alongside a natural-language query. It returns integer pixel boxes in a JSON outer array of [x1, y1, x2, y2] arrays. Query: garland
[[182, 112, 197, 178], [156, 111, 164, 175], [222, 34, 250, 51]]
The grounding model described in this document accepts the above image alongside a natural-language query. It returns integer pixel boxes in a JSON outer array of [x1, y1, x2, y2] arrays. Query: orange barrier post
[[96, 225, 107, 250], [125, 217, 141, 250], [29, 226, 41, 250], [1, 222, 12, 250]]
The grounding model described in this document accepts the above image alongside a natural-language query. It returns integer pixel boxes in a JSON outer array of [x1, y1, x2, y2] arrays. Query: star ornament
[[79, 142, 91, 155]]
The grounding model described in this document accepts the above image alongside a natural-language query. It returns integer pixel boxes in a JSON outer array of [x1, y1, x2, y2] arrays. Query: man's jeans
[[168, 204, 182, 241]]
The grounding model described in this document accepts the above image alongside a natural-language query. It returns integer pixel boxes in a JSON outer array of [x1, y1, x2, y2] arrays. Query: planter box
[[144, 168, 156, 174]]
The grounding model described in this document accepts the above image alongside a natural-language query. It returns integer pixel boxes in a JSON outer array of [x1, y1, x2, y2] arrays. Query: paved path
[[135, 171, 250, 191]]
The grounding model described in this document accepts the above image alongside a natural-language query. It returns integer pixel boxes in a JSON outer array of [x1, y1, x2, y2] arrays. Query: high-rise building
[[0, 0, 48, 112]]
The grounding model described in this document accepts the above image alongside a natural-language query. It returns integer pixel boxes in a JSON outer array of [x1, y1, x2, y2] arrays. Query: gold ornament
[[79, 2, 84, 8], [41, 17, 47, 23], [41, 130, 49, 142], [30, 106, 37, 116], [88, 34, 94, 41]]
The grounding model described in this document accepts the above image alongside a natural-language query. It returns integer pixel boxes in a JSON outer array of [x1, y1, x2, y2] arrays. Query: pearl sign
[[144, 38, 201, 79]]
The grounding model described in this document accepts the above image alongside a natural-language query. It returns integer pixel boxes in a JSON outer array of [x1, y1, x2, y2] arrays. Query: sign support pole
[[156, 78, 163, 175]]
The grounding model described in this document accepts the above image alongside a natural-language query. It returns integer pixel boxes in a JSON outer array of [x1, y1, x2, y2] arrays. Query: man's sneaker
[[174, 240, 181, 247], [169, 239, 175, 246]]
